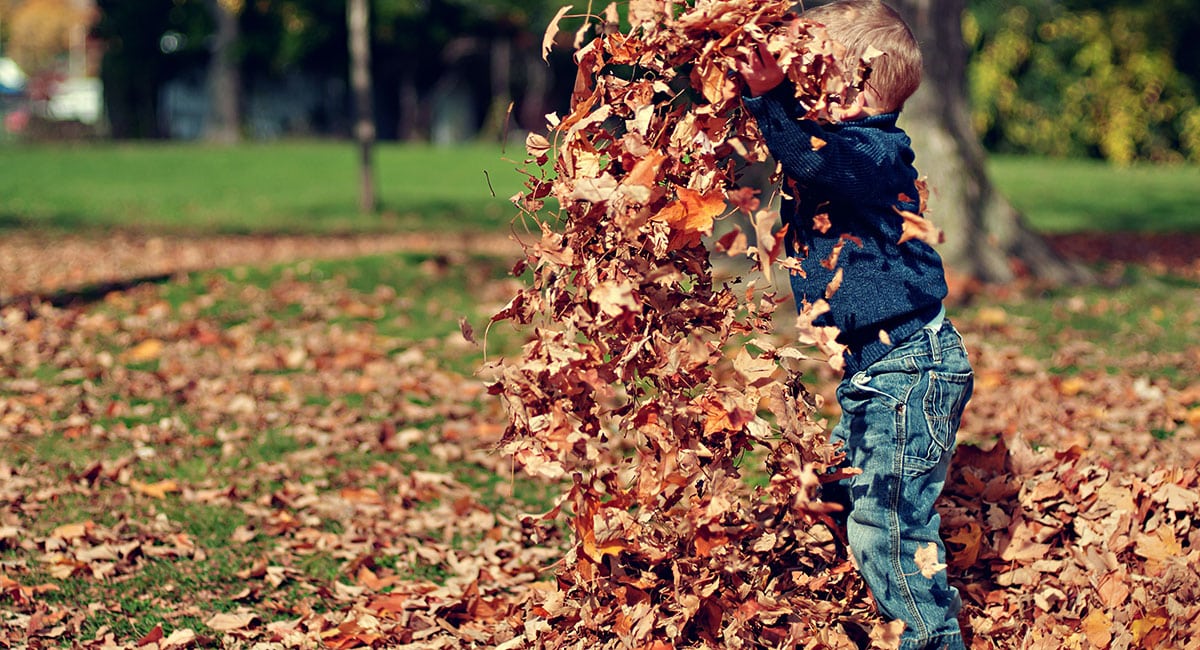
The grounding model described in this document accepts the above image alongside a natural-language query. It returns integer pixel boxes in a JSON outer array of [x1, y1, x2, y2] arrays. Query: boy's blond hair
[[803, 0, 922, 113]]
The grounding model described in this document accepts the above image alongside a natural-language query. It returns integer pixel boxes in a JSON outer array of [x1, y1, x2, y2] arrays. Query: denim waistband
[[840, 303, 944, 376]]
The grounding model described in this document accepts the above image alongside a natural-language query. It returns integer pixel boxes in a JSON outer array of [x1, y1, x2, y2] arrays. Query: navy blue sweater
[[743, 88, 947, 375]]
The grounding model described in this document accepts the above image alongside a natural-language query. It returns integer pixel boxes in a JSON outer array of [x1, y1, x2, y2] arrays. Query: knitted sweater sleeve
[[742, 89, 902, 204]]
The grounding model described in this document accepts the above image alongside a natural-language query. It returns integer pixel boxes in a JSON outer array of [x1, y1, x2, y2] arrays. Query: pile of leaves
[[939, 433, 1200, 648], [490, 1, 920, 646]]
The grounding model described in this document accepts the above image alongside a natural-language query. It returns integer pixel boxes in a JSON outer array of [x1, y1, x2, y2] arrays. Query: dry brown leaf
[[895, 208, 944, 246], [914, 542, 946, 579], [542, 6, 572, 62], [205, 611, 258, 632]]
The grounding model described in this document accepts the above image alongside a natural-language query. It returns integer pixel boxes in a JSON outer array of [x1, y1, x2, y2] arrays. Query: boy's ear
[[834, 91, 870, 120]]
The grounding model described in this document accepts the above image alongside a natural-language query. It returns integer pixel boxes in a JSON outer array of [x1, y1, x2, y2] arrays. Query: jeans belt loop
[[928, 322, 942, 363]]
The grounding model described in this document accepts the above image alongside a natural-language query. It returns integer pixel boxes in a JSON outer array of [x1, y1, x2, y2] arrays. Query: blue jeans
[[826, 317, 973, 650]]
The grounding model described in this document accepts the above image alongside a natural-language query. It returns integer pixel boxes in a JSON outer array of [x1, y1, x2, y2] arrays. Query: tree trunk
[[347, 0, 377, 214], [205, 0, 241, 144], [519, 47, 549, 134], [892, 0, 1090, 284], [397, 69, 420, 141], [479, 36, 513, 142]]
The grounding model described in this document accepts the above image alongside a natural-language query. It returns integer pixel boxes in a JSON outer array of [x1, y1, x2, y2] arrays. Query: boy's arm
[[743, 89, 900, 203]]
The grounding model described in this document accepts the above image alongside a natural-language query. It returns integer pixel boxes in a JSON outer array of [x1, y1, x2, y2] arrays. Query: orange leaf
[[625, 150, 667, 189], [655, 187, 726, 239], [356, 567, 402, 591], [895, 208, 943, 246], [693, 58, 736, 104], [1134, 527, 1182, 562], [694, 530, 729, 557], [945, 522, 983, 569], [125, 338, 164, 362], [130, 479, 180, 499], [367, 593, 409, 615], [1131, 611, 1169, 646], [51, 521, 92, 540], [1081, 609, 1112, 648]]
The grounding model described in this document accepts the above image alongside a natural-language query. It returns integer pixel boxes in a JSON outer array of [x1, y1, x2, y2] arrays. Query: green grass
[[987, 155, 1200, 233], [968, 267, 1200, 386], [2, 142, 1195, 237], [0, 141, 528, 235]]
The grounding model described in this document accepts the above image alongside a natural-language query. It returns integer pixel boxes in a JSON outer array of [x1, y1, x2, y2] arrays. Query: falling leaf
[[653, 187, 727, 247], [726, 186, 760, 215], [459, 316, 477, 344], [895, 208, 944, 246], [542, 6, 572, 62], [812, 212, 832, 233], [590, 280, 641, 317]]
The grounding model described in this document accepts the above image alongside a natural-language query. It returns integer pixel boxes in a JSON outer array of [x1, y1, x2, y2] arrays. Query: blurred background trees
[[0, 0, 1197, 162], [968, 0, 1200, 163]]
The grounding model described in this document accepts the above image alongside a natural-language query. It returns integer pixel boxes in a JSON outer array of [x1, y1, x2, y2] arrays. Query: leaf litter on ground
[[0, 227, 1195, 647]]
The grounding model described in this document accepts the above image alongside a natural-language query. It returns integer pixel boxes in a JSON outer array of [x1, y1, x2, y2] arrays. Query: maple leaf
[[914, 542, 947, 579], [715, 228, 749, 257], [726, 186, 761, 215], [654, 187, 726, 248], [945, 522, 983, 569]]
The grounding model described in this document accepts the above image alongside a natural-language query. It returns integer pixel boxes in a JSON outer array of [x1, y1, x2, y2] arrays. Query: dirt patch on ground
[[0, 230, 525, 306], [1045, 232, 1200, 280]]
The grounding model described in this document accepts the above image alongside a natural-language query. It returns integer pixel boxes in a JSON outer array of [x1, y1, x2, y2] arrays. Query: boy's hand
[[735, 41, 786, 97]]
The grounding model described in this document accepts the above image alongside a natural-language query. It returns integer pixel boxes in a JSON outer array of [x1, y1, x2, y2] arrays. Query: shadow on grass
[[0, 273, 176, 315], [0, 210, 99, 233], [0, 197, 514, 237]]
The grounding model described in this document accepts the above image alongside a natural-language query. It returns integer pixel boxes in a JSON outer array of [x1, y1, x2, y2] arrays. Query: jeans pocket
[[918, 369, 973, 464]]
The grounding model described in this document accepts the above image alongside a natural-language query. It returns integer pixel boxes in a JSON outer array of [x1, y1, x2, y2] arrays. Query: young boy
[[737, 2, 974, 648]]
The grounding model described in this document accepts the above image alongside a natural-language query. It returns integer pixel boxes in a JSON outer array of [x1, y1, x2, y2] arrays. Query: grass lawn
[[0, 141, 529, 235], [987, 155, 1200, 233], [1, 142, 1197, 235]]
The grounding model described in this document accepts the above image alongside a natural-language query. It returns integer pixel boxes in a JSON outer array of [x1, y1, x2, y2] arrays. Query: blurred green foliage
[[967, 0, 1200, 163], [79, 0, 1200, 162]]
